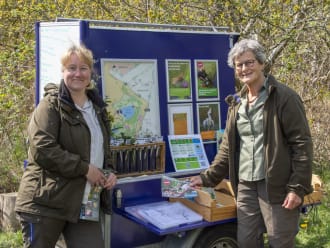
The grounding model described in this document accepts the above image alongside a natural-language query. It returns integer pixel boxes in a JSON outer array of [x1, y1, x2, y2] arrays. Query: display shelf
[[113, 201, 236, 236]]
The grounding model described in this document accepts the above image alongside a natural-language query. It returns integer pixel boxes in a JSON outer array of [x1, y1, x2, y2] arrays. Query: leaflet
[[79, 169, 112, 221], [125, 201, 203, 229], [161, 175, 198, 198]]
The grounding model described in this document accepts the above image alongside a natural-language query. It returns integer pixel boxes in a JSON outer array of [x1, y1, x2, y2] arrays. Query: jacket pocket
[[61, 111, 81, 126], [33, 171, 69, 209]]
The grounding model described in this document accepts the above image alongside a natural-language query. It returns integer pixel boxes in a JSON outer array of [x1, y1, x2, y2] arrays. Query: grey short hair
[[227, 39, 267, 68]]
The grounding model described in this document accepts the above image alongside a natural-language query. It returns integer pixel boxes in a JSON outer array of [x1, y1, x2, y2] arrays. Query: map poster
[[194, 60, 219, 101], [166, 60, 192, 102], [197, 102, 220, 142], [168, 104, 193, 135], [168, 134, 210, 172], [101, 59, 160, 139]]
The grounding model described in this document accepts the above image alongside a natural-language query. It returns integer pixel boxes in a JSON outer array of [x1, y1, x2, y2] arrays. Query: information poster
[[166, 60, 192, 102], [168, 104, 193, 135], [38, 22, 80, 100], [101, 59, 160, 138], [168, 134, 210, 172], [197, 102, 220, 142], [195, 60, 219, 100]]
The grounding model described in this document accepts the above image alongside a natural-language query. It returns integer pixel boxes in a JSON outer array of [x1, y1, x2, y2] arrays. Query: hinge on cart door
[[229, 35, 234, 48]]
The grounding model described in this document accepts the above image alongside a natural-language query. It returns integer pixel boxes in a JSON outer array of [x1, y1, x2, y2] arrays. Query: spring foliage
[[0, 0, 329, 192]]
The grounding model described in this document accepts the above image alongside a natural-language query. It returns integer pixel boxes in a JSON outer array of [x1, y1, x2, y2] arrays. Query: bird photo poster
[[197, 102, 220, 142], [194, 60, 219, 101]]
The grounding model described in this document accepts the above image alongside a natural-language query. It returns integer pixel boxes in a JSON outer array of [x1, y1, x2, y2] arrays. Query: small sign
[[168, 134, 210, 172]]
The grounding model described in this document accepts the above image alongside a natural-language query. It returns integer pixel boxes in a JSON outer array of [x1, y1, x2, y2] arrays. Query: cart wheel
[[193, 223, 238, 248]]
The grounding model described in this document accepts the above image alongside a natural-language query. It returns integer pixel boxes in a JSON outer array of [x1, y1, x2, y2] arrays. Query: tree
[[0, 0, 328, 192]]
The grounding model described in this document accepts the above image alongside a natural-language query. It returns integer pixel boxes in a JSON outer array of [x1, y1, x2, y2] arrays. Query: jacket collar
[[265, 74, 278, 95], [58, 80, 107, 110], [225, 74, 278, 107]]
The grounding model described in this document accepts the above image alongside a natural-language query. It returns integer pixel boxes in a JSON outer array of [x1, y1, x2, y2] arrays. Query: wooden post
[[0, 192, 20, 232]]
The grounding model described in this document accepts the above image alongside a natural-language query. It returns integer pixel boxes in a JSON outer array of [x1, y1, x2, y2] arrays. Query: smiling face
[[234, 50, 265, 87], [62, 53, 91, 94]]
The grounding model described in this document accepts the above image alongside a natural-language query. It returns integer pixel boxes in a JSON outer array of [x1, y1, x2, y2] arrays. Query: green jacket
[[15, 81, 112, 222], [201, 75, 313, 203]]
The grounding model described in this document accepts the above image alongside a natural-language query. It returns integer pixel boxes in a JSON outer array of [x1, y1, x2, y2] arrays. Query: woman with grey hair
[[191, 39, 313, 247]]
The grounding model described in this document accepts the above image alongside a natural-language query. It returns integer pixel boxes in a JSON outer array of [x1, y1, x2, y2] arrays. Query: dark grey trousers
[[237, 180, 300, 248], [18, 212, 105, 248]]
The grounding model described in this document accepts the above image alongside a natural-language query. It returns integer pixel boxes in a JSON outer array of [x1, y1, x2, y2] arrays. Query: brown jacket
[[15, 81, 112, 222], [201, 75, 313, 203]]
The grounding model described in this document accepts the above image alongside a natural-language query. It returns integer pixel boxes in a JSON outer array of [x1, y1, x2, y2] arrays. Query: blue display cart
[[35, 19, 240, 248]]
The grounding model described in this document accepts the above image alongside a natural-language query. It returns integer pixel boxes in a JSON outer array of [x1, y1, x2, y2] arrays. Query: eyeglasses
[[66, 65, 90, 73], [234, 59, 256, 69]]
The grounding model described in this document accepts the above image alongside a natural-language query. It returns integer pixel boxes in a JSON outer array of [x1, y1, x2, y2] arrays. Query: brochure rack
[[109, 142, 165, 178]]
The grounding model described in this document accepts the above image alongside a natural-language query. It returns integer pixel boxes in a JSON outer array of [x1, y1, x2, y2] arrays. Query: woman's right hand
[[86, 164, 107, 187], [189, 175, 203, 188]]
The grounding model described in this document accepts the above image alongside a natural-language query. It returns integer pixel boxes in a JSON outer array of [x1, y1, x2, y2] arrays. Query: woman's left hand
[[282, 192, 302, 210], [103, 173, 117, 190]]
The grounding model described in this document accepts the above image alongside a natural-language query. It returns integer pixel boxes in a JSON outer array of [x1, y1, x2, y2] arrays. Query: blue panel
[[77, 25, 239, 247], [34, 22, 41, 105], [115, 178, 164, 206], [35, 21, 240, 247], [83, 27, 238, 173], [111, 212, 164, 247], [110, 178, 165, 247]]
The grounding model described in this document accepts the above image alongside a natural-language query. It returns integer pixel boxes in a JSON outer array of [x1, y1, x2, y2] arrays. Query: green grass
[[0, 230, 23, 248], [296, 203, 330, 248], [296, 170, 330, 248]]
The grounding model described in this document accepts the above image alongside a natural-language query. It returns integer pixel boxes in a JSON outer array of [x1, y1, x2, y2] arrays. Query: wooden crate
[[303, 190, 322, 205], [109, 142, 165, 178], [303, 174, 324, 205], [170, 174, 324, 222], [170, 179, 237, 222], [171, 174, 323, 222]]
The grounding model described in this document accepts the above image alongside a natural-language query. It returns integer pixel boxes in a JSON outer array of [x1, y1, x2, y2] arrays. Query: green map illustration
[[102, 60, 160, 138]]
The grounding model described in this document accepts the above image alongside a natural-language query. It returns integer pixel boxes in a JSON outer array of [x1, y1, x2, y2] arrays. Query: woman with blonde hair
[[15, 44, 117, 248]]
